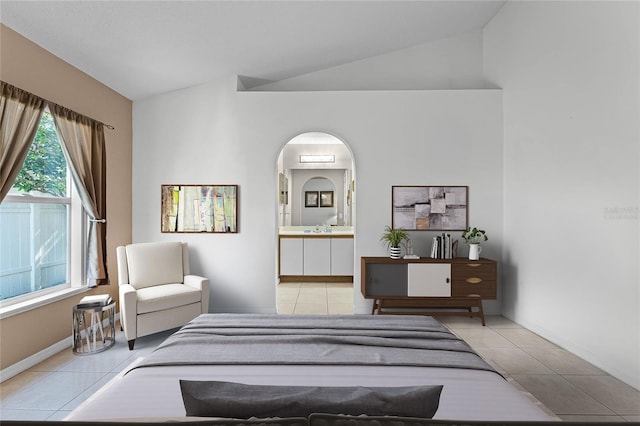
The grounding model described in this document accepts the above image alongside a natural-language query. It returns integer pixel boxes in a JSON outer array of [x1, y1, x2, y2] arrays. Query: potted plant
[[380, 226, 409, 259], [461, 227, 488, 260]]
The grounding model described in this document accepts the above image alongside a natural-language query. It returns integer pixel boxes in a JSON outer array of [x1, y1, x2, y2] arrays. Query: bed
[[65, 314, 557, 423]]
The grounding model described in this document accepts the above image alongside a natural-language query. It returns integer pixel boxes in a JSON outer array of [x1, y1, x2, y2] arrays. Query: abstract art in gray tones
[[392, 186, 468, 231]]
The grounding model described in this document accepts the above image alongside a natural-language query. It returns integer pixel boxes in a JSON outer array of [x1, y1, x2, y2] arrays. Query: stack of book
[[430, 233, 458, 259], [77, 294, 113, 308]]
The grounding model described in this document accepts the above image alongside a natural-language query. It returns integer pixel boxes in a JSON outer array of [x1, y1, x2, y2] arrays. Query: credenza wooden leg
[[477, 299, 486, 326], [468, 294, 486, 326]]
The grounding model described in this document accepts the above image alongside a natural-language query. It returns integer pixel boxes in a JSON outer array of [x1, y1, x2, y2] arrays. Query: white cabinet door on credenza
[[280, 238, 303, 275], [303, 238, 331, 275], [407, 263, 451, 297]]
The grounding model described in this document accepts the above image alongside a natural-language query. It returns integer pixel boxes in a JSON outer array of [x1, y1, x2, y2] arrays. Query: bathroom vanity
[[278, 226, 354, 282]]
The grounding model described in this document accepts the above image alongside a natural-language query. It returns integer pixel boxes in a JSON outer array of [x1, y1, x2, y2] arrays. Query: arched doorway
[[276, 132, 356, 315]]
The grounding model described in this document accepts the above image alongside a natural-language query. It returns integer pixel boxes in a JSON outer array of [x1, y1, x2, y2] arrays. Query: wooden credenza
[[361, 257, 497, 325]]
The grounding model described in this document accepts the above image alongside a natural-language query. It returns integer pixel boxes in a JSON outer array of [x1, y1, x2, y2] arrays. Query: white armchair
[[116, 241, 209, 350]]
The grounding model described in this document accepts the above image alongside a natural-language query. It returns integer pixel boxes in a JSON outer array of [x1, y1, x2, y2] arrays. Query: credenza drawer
[[451, 262, 496, 299]]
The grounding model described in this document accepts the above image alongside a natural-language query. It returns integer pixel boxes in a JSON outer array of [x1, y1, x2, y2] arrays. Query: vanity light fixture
[[299, 154, 335, 163]]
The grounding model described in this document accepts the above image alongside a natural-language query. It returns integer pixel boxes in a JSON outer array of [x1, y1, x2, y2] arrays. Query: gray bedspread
[[129, 314, 496, 374]]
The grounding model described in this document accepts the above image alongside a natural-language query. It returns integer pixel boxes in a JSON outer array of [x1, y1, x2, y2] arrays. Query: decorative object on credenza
[[380, 225, 409, 259], [461, 226, 488, 260], [161, 184, 238, 233], [392, 186, 468, 231], [305, 191, 319, 207], [403, 238, 419, 259]]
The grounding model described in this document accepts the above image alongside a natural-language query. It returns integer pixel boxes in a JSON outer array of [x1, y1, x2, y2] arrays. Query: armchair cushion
[[137, 284, 203, 314], [126, 242, 184, 289]]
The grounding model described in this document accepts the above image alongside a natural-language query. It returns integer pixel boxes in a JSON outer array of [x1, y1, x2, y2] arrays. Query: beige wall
[[0, 24, 132, 369]]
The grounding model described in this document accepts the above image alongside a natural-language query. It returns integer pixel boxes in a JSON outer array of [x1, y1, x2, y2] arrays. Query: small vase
[[468, 243, 482, 260], [389, 246, 401, 259]]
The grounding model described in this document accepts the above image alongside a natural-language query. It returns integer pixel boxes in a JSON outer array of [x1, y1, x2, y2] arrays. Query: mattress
[[66, 314, 556, 422]]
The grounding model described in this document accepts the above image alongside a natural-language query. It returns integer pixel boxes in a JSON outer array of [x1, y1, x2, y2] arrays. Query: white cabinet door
[[407, 263, 451, 297], [280, 238, 303, 275], [303, 238, 331, 275], [331, 238, 354, 275]]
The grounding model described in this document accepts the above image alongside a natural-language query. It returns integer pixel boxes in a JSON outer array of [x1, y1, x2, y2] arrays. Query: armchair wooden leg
[[128, 339, 135, 350]]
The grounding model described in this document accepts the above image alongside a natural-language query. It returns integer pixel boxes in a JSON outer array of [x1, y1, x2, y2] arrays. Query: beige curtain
[[0, 81, 46, 201], [50, 105, 108, 287]]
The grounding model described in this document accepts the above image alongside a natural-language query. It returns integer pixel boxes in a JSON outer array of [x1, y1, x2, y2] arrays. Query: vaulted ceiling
[[0, 1, 505, 101]]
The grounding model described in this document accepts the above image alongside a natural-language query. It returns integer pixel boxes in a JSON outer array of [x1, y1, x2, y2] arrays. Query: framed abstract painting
[[392, 186, 468, 231], [161, 184, 238, 233]]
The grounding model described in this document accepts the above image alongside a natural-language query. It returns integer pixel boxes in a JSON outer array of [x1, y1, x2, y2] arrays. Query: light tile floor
[[0, 326, 177, 420], [279, 282, 640, 423], [1, 282, 638, 422], [443, 316, 640, 423], [276, 281, 354, 315]]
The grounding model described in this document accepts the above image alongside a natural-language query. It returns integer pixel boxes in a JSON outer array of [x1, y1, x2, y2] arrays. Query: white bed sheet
[[67, 362, 556, 422]]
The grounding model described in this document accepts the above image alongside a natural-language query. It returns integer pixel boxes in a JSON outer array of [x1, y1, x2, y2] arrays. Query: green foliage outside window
[[12, 112, 67, 197]]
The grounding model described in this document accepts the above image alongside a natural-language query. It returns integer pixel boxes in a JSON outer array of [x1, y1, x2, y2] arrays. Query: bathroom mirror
[[277, 132, 354, 227]]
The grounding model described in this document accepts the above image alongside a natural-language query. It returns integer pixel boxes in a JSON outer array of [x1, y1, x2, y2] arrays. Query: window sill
[[0, 287, 89, 320]]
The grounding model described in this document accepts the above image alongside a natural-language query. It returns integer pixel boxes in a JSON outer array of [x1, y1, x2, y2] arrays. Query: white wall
[[133, 82, 503, 315], [484, 1, 639, 389], [252, 30, 487, 91]]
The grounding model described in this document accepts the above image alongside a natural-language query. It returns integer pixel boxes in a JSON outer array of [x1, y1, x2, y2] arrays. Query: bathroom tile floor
[[0, 282, 638, 422]]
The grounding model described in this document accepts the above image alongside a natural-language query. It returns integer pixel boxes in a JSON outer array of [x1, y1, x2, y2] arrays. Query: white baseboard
[[0, 313, 120, 383], [0, 337, 70, 383]]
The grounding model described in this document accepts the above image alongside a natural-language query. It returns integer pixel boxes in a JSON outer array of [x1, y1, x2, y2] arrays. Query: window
[[0, 110, 85, 304]]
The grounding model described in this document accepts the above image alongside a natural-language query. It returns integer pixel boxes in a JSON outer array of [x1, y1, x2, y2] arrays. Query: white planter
[[389, 246, 402, 259], [468, 243, 482, 260]]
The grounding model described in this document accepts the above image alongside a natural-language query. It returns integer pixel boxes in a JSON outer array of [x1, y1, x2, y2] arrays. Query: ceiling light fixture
[[299, 155, 335, 163]]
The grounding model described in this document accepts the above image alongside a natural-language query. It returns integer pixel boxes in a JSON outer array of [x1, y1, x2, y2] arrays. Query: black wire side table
[[72, 301, 116, 355]]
